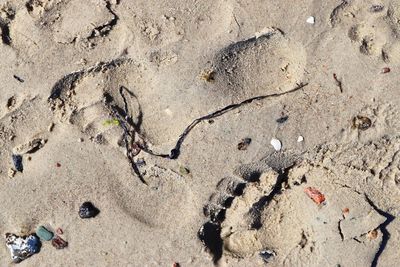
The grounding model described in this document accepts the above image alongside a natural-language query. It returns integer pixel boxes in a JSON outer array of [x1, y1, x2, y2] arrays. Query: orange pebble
[[304, 187, 325, 205]]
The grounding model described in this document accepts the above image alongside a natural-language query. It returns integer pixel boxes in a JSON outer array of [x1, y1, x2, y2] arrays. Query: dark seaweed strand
[[166, 82, 308, 159], [98, 82, 307, 184], [119, 82, 308, 160], [118, 86, 170, 159], [104, 90, 147, 184]]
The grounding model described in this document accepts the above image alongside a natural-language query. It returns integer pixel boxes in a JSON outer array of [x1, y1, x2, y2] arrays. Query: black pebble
[[276, 116, 288, 124], [79, 202, 100, 219], [12, 154, 23, 172]]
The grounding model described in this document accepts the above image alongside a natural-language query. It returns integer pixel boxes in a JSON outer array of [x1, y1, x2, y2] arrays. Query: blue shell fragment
[[12, 154, 23, 172]]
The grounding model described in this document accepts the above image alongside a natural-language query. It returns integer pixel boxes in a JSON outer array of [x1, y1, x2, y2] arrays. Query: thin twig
[[333, 73, 343, 93]]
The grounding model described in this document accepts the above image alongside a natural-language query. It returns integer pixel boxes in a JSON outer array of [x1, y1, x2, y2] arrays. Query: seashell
[[270, 138, 282, 151], [306, 16, 315, 24]]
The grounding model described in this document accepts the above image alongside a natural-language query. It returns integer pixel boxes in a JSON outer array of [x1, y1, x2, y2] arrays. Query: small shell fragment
[[297, 136, 304, 142], [306, 16, 315, 24], [367, 229, 378, 240], [8, 168, 16, 178], [304, 187, 326, 205], [270, 138, 282, 151]]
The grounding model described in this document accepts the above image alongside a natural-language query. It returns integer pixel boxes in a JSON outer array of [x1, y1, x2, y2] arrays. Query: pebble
[[36, 226, 54, 241], [306, 16, 315, 24], [51, 235, 68, 249], [370, 5, 384, 12], [297, 136, 304, 142], [56, 228, 63, 235], [304, 187, 326, 205], [5, 233, 41, 263], [276, 116, 288, 124], [270, 138, 282, 151], [79, 202, 100, 219], [352, 116, 372, 130], [259, 249, 276, 263], [12, 154, 23, 172], [237, 138, 252, 150]]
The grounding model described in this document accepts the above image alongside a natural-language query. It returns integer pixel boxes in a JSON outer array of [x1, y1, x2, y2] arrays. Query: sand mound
[[211, 28, 306, 101]]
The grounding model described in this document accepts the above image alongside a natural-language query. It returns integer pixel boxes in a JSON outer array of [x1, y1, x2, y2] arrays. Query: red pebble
[[52, 235, 68, 249], [172, 263, 180, 267], [56, 163, 61, 167], [56, 228, 63, 235], [304, 187, 326, 205], [381, 67, 391, 73]]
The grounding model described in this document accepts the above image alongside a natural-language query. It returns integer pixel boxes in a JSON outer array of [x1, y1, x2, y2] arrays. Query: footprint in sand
[[47, 59, 196, 229], [198, 140, 397, 266], [210, 28, 306, 101], [110, 163, 194, 229], [331, 0, 400, 64], [26, 0, 118, 44]]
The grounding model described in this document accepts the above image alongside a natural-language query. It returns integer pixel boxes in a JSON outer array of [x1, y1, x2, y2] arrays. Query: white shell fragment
[[297, 136, 304, 142], [270, 138, 282, 151], [306, 16, 315, 24]]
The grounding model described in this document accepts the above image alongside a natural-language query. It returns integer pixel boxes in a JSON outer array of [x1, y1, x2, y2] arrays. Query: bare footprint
[[26, 0, 118, 44], [198, 139, 399, 266], [110, 163, 194, 229], [210, 28, 306, 101]]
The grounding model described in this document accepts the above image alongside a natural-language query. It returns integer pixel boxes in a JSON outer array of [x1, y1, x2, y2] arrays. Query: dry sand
[[1, 0, 400, 266]]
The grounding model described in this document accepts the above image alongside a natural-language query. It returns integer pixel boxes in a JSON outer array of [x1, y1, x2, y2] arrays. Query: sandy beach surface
[[1, 0, 400, 266]]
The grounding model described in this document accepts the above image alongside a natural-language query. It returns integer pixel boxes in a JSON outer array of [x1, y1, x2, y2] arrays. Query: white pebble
[[270, 138, 282, 151], [297, 136, 304, 142], [306, 16, 315, 24]]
